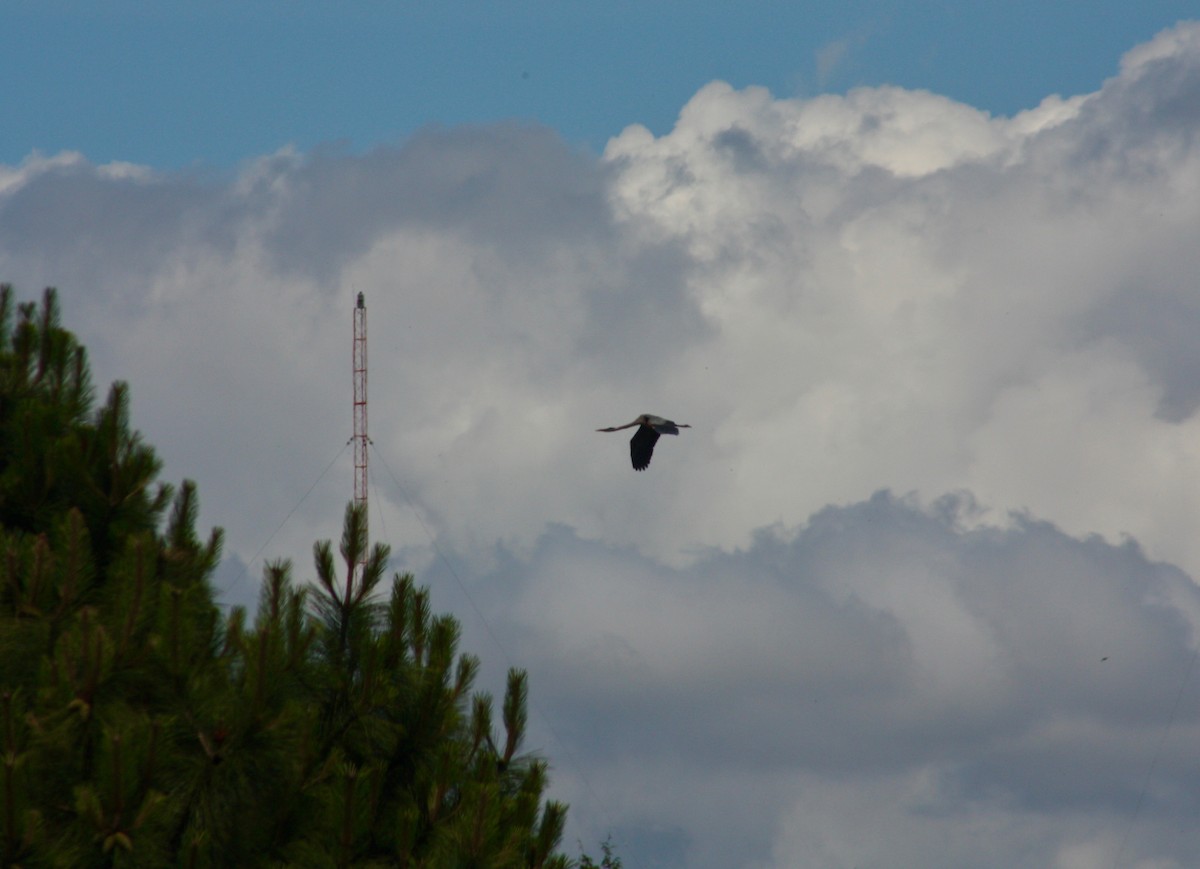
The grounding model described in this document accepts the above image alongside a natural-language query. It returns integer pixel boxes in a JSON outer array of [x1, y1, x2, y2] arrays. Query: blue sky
[[6, 6, 1200, 868], [4, 1, 1197, 168]]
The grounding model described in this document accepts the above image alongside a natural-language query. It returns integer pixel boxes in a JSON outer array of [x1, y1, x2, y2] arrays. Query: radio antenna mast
[[353, 292, 368, 571]]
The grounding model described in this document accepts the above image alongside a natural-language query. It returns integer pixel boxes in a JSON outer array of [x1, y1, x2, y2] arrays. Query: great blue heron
[[596, 414, 691, 471]]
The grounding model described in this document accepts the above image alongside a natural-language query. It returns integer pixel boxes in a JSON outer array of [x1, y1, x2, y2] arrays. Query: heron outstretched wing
[[630, 424, 660, 471]]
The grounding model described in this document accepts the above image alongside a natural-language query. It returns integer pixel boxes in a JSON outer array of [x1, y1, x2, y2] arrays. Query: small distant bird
[[596, 414, 691, 471]]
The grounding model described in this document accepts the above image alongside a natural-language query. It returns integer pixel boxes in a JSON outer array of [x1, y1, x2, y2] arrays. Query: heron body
[[596, 414, 691, 471]]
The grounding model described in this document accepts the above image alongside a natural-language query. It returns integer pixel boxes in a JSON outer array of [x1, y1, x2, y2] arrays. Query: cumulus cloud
[[3, 20, 1200, 869], [599, 21, 1200, 572], [436, 493, 1200, 868]]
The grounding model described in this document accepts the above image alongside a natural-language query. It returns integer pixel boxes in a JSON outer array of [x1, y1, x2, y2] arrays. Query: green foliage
[[0, 286, 570, 868], [576, 837, 622, 869]]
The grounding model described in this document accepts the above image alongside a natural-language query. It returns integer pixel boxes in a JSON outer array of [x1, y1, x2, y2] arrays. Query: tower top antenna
[[353, 293, 368, 568]]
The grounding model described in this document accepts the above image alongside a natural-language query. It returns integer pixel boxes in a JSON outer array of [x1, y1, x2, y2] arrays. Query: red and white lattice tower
[[352, 292, 368, 566]]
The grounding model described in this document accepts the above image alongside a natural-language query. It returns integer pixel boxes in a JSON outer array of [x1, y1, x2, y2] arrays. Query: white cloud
[[0, 150, 90, 195], [597, 21, 1200, 570], [762, 767, 1191, 869], [441, 494, 1200, 868], [815, 38, 851, 87], [3, 20, 1200, 869], [1120, 21, 1200, 76]]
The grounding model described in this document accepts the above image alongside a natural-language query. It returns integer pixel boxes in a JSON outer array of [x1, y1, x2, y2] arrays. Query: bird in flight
[[596, 414, 691, 471]]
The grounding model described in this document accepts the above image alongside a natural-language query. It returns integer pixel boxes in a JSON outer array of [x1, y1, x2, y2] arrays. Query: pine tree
[[0, 285, 571, 868], [576, 838, 622, 869]]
